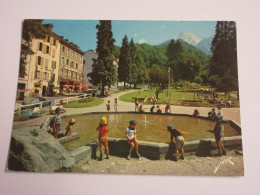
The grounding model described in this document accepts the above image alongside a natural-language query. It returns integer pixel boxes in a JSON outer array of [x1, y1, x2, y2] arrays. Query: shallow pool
[[61, 113, 240, 151]]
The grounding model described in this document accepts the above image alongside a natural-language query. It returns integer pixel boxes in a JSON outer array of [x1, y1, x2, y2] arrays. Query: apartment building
[[17, 30, 61, 99], [83, 50, 98, 86], [59, 38, 84, 93]]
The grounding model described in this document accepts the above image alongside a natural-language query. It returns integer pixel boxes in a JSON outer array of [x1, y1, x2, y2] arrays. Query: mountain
[[196, 35, 214, 55], [177, 32, 202, 46]]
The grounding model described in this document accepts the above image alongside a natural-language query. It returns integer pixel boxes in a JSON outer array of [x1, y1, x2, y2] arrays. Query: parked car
[[22, 97, 52, 107], [80, 89, 101, 97]]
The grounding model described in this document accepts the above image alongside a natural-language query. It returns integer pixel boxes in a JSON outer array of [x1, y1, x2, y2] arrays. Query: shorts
[[215, 134, 222, 141], [176, 136, 184, 148], [55, 124, 61, 132]]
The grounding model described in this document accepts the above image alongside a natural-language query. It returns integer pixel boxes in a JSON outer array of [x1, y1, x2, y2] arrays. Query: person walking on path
[[135, 98, 139, 112], [125, 120, 141, 160], [167, 125, 187, 161], [114, 98, 118, 112], [106, 100, 111, 112], [209, 116, 226, 156], [96, 117, 109, 160]]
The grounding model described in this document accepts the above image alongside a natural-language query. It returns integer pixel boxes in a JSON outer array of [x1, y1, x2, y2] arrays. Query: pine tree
[[129, 38, 138, 88], [88, 20, 116, 96], [118, 35, 131, 88], [210, 21, 238, 92], [20, 20, 51, 77]]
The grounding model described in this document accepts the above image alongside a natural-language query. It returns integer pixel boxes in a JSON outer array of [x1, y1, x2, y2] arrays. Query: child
[[114, 98, 118, 112], [150, 105, 155, 113], [125, 120, 141, 160], [53, 107, 62, 138], [138, 104, 145, 113], [156, 105, 162, 114], [208, 108, 216, 120], [165, 104, 171, 114], [64, 118, 76, 136], [96, 117, 109, 160], [193, 109, 200, 116], [106, 100, 111, 112], [217, 106, 223, 119], [209, 116, 226, 156], [167, 125, 187, 161]]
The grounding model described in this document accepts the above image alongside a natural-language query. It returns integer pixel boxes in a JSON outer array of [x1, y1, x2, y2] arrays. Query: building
[[17, 27, 61, 99], [58, 38, 84, 93], [83, 50, 98, 86]]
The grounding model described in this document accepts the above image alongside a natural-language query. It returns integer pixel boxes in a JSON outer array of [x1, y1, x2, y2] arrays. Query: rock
[[7, 129, 75, 172]]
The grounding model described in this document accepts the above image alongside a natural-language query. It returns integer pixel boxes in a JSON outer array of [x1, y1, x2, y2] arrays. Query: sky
[[43, 20, 217, 52]]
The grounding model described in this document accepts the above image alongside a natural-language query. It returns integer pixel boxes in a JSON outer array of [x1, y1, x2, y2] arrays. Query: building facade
[[58, 38, 84, 93], [83, 50, 98, 86], [17, 31, 61, 99]]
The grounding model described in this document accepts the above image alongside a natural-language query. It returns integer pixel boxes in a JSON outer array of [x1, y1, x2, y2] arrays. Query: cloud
[[161, 25, 167, 28], [138, 39, 146, 44], [133, 33, 138, 37]]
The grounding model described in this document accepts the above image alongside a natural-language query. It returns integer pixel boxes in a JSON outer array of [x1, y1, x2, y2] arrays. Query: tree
[[148, 65, 173, 99], [118, 35, 131, 88], [88, 20, 117, 96], [210, 21, 238, 91], [20, 20, 51, 77]]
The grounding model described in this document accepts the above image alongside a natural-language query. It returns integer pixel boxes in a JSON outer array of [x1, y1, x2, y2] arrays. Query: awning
[[34, 87, 42, 91]]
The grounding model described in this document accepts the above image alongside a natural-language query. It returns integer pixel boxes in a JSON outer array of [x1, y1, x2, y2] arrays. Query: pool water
[[61, 113, 240, 151]]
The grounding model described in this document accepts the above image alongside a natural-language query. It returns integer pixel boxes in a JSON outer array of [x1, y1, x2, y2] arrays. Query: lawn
[[119, 88, 240, 107], [63, 97, 104, 108]]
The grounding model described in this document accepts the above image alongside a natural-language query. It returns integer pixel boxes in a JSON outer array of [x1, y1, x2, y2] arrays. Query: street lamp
[[168, 67, 171, 105]]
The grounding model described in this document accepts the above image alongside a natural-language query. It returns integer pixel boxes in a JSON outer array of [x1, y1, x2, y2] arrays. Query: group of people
[[50, 105, 227, 161], [106, 98, 118, 112], [49, 107, 76, 138]]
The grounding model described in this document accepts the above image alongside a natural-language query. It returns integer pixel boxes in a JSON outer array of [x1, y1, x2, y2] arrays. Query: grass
[[63, 97, 104, 108], [119, 88, 240, 107]]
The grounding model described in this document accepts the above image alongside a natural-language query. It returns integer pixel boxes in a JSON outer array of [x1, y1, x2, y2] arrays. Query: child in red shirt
[[96, 117, 109, 160]]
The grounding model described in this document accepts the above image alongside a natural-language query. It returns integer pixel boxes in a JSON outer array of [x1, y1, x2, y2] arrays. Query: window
[[76, 63, 78, 69], [39, 42, 43, 51], [72, 52, 74, 58], [47, 36, 50, 43], [46, 46, 50, 54], [52, 48, 55, 57], [83, 60, 85, 65], [61, 57, 64, 65], [62, 46, 65, 52], [38, 56, 42, 65], [53, 39, 56, 46], [44, 72, 48, 80], [36, 71, 40, 79], [52, 61, 56, 69], [70, 61, 74, 69], [66, 59, 69, 65], [45, 59, 49, 69]]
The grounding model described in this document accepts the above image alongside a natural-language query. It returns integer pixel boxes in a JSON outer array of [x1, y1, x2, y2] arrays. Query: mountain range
[[158, 32, 214, 55]]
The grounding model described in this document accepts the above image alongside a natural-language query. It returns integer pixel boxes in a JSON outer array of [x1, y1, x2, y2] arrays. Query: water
[[61, 113, 240, 151]]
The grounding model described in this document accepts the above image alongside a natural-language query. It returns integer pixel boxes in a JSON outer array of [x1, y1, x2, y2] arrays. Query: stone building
[[83, 50, 98, 86], [58, 38, 84, 93], [17, 29, 61, 99]]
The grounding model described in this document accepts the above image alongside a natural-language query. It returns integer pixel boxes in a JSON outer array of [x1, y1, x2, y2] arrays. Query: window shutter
[[41, 57, 44, 67], [37, 42, 40, 51]]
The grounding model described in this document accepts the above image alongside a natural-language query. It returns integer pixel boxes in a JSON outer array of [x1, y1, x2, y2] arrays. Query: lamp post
[[168, 67, 171, 105]]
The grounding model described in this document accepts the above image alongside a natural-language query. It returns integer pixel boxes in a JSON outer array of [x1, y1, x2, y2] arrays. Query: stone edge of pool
[[41, 112, 243, 163]]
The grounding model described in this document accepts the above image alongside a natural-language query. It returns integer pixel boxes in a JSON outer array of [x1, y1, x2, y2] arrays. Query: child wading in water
[[64, 118, 76, 136], [96, 117, 109, 160], [125, 120, 141, 160], [167, 125, 187, 161], [106, 100, 111, 112], [209, 115, 226, 156]]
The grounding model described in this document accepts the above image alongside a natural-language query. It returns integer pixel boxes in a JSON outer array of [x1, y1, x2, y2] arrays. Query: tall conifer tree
[[118, 35, 131, 88], [88, 20, 116, 96]]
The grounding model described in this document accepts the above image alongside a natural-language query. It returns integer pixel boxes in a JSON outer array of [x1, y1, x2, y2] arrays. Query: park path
[[12, 90, 241, 130]]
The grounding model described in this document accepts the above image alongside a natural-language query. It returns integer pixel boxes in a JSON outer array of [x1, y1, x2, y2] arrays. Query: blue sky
[[43, 20, 217, 52]]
